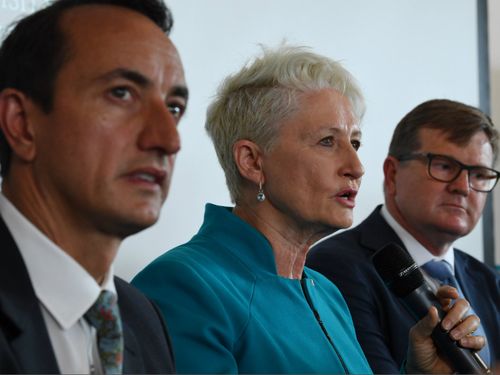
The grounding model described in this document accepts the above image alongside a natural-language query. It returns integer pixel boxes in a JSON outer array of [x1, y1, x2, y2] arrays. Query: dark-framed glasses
[[397, 152, 500, 193]]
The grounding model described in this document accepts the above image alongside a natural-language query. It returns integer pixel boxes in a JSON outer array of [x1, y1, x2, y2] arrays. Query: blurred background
[[1, 0, 498, 279]]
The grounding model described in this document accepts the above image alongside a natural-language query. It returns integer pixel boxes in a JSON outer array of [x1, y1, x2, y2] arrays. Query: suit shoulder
[[114, 277, 175, 373], [454, 250, 500, 281], [309, 228, 370, 264], [315, 228, 362, 248], [115, 277, 149, 300], [114, 276, 164, 321]]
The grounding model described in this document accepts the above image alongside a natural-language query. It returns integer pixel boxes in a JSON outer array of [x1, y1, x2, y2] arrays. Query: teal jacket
[[133, 204, 372, 374]]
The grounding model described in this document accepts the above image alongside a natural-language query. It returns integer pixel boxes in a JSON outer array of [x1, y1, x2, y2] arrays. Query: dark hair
[[388, 99, 499, 164], [0, 0, 173, 177]]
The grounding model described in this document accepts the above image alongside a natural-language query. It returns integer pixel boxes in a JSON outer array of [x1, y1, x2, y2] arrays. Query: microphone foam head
[[372, 243, 425, 297]]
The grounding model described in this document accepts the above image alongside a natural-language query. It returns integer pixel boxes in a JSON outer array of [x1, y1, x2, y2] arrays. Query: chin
[[333, 216, 353, 229], [137, 211, 161, 227], [119, 207, 161, 234], [439, 222, 472, 238], [117, 216, 159, 237], [133, 200, 162, 220]]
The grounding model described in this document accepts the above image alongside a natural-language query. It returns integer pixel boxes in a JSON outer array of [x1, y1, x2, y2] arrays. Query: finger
[[441, 298, 470, 331], [449, 314, 480, 341], [458, 334, 486, 351], [440, 298, 454, 312], [405, 306, 445, 374], [412, 306, 440, 339], [435, 285, 459, 309]]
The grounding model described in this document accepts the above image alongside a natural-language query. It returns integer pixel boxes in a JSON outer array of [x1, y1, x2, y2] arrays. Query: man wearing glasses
[[307, 99, 500, 374]]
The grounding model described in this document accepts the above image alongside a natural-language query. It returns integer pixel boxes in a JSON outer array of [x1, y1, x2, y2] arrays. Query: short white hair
[[206, 45, 365, 203]]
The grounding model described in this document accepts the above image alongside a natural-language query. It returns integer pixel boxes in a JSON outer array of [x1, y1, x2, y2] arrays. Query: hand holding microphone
[[373, 243, 490, 374], [405, 286, 487, 374]]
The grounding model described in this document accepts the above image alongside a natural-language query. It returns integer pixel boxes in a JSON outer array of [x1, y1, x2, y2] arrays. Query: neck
[[233, 202, 327, 279], [385, 200, 454, 257], [2, 177, 120, 282]]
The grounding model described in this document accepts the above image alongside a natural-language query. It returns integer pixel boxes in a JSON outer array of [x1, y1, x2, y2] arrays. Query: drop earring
[[257, 181, 266, 202]]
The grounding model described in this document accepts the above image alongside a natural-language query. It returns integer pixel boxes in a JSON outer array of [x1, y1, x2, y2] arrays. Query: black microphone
[[372, 243, 490, 374]]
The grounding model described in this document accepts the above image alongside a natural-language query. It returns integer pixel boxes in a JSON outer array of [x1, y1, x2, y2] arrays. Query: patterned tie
[[421, 260, 491, 366], [85, 290, 124, 374]]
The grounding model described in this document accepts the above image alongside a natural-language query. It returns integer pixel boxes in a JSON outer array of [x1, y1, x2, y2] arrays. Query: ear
[[383, 156, 399, 196], [233, 139, 264, 185], [0, 89, 37, 162]]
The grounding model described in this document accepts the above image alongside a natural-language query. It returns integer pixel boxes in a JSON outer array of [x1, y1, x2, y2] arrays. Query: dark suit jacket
[[0, 217, 175, 374], [306, 205, 500, 374]]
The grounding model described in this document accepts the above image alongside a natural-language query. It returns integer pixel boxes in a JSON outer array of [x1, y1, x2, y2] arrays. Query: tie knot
[[421, 260, 456, 286], [85, 290, 119, 330], [85, 290, 123, 374]]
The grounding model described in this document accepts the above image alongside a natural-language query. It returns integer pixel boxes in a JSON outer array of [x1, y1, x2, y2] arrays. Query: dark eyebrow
[[171, 86, 189, 101], [98, 68, 189, 101], [97, 68, 151, 87]]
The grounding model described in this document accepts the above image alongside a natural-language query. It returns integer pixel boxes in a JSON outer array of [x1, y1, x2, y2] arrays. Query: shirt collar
[[0, 193, 117, 329], [380, 204, 455, 274]]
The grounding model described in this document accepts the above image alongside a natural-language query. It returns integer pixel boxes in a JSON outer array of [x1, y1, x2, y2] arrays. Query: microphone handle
[[430, 326, 490, 374], [402, 285, 490, 374]]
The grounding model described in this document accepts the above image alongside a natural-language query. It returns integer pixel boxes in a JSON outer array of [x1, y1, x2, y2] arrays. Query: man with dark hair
[[307, 99, 500, 373], [0, 0, 188, 372]]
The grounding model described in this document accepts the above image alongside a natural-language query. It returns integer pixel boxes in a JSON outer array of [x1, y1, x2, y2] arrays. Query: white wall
[[117, 0, 483, 280], [488, 0, 500, 268], [0, 1, 49, 34], [0, 0, 485, 280]]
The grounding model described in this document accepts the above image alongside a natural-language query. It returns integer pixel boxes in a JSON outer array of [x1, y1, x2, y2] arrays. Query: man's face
[[28, 5, 187, 237], [385, 128, 493, 254]]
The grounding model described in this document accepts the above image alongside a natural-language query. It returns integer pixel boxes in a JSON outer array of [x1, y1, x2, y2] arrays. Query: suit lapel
[[453, 252, 487, 311], [359, 206, 406, 254], [453, 250, 498, 365], [454, 253, 474, 299], [0, 217, 59, 373], [122, 320, 144, 373], [358, 207, 441, 290], [116, 280, 144, 374]]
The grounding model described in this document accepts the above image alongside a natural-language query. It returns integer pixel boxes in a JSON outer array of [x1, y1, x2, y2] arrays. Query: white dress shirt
[[380, 204, 455, 273], [0, 194, 117, 374]]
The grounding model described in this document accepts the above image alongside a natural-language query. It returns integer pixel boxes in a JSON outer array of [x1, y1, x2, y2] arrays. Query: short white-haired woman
[[133, 46, 483, 374]]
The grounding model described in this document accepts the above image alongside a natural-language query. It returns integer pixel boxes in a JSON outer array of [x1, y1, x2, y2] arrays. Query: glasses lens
[[428, 155, 460, 182], [470, 167, 499, 192]]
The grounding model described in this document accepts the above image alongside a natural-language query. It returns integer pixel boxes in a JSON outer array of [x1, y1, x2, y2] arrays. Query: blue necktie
[[85, 290, 124, 374], [421, 260, 491, 366]]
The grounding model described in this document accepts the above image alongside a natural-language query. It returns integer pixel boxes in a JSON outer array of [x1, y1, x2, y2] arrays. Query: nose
[[340, 145, 365, 181], [447, 169, 470, 195], [138, 98, 181, 156]]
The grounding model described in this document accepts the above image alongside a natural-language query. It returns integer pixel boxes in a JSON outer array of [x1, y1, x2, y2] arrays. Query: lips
[[125, 167, 167, 186], [337, 188, 358, 200], [335, 188, 358, 208], [441, 202, 467, 212], [134, 173, 156, 183]]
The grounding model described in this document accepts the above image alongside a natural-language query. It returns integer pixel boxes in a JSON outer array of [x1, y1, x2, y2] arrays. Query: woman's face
[[262, 88, 364, 236]]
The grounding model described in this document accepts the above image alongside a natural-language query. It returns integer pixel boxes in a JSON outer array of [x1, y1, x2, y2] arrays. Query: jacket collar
[[198, 204, 279, 277], [358, 205, 406, 253], [0, 217, 59, 373]]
